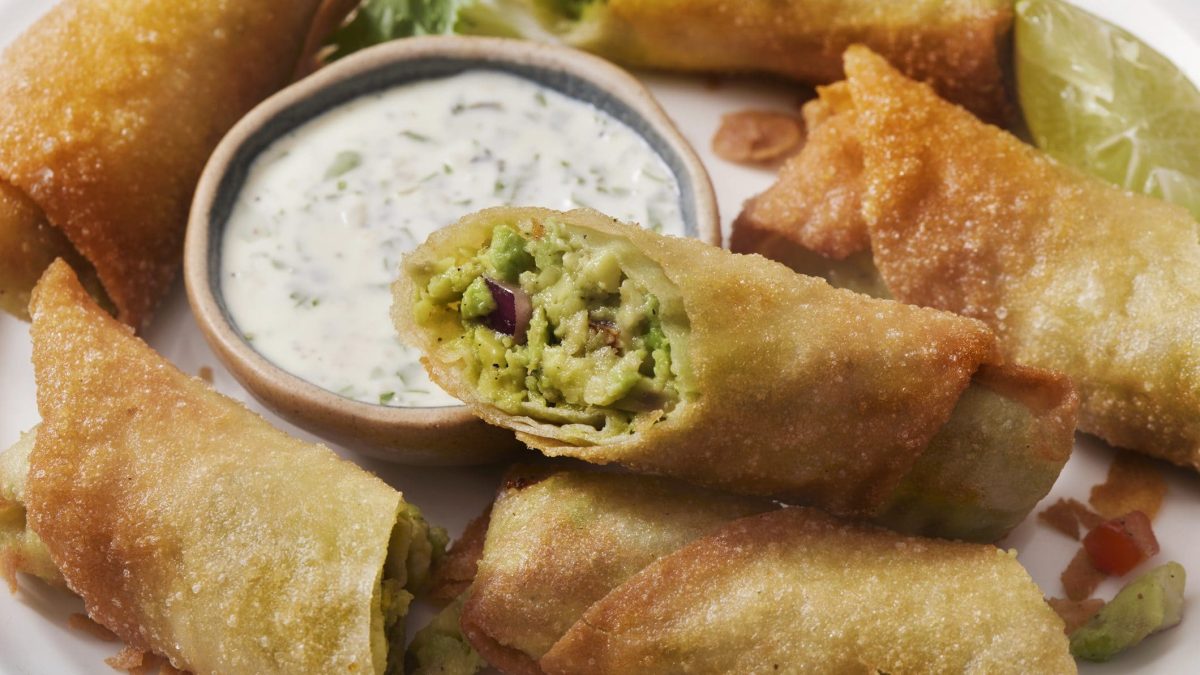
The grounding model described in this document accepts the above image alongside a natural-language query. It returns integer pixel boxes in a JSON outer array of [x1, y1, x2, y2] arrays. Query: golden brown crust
[[1088, 452, 1168, 520], [736, 46, 1200, 471], [0, 0, 322, 327], [541, 508, 1076, 674], [0, 180, 106, 320], [428, 505, 492, 604], [731, 83, 869, 262], [398, 206, 1000, 516], [28, 260, 404, 674], [460, 468, 772, 672], [844, 46, 1200, 470], [591, 0, 1014, 123]]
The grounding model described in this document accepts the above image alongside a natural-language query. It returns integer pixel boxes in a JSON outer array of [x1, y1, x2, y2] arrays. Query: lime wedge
[[1015, 0, 1200, 220]]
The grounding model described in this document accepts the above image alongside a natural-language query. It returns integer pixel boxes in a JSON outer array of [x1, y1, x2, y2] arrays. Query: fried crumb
[[197, 366, 213, 384], [106, 646, 146, 671], [0, 549, 18, 592], [1038, 498, 1103, 540], [68, 613, 118, 642], [712, 110, 804, 165], [1090, 452, 1168, 520], [1047, 597, 1105, 634], [1061, 547, 1108, 602]]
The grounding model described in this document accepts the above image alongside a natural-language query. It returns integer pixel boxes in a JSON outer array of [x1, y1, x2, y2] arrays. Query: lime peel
[[1016, 0, 1200, 221]]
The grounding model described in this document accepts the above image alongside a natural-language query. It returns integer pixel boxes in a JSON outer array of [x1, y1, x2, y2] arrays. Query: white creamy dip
[[221, 69, 687, 407]]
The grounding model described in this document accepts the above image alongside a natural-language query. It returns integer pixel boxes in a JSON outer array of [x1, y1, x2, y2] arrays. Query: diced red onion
[[483, 277, 532, 344]]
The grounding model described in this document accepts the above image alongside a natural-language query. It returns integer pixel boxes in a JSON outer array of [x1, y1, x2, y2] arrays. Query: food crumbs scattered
[[1047, 597, 1105, 634], [1038, 498, 1103, 540], [1089, 452, 1167, 520], [712, 110, 805, 165], [1062, 547, 1108, 601]]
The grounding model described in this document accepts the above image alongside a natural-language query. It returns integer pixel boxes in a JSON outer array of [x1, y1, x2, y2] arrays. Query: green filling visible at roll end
[[0, 428, 64, 589], [379, 503, 450, 675], [414, 216, 687, 440], [406, 592, 487, 675]]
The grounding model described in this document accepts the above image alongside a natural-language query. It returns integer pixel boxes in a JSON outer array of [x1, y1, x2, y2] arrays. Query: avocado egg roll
[[415, 467, 1075, 674], [394, 206, 1076, 540], [329, 0, 1015, 122], [0, 260, 445, 674], [540, 506, 1076, 674], [733, 46, 1200, 472], [0, 0, 324, 327], [459, 468, 772, 674]]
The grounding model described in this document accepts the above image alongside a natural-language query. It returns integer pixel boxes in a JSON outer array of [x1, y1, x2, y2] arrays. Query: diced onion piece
[[1083, 511, 1159, 576], [483, 277, 532, 344]]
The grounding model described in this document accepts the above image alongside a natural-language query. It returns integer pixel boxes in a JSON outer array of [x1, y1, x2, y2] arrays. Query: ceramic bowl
[[185, 35, 720, 465]]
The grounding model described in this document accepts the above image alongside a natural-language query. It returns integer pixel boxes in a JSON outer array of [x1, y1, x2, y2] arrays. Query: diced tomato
[[1082, 511, 1159, 576]]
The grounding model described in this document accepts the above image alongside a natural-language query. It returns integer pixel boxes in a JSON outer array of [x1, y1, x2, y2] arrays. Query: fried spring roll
[[330, 0, 1015, 122], [460, 469, 772, 674], [734, 46, 1200, 471], [394, 207, 1076, 540], [0, 0, 324, 327], [540, 507, 1075, 674], [416, 468, 1074, 674], [0, 260, 445, 674]]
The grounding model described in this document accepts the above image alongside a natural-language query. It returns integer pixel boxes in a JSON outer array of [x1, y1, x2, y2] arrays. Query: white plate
[[1, 2, 1198, 673]]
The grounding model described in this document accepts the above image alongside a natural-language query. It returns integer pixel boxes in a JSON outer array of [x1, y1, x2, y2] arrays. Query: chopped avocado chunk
[[1070, 562, 1186, 662], [460, 277, 496, 319], [416, 218, 684, 437], [406, 592, 487, 675], [488, 225, 534, 281]]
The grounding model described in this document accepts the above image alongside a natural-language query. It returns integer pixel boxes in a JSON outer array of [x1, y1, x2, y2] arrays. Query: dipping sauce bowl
[[185, 36, 719, 464]]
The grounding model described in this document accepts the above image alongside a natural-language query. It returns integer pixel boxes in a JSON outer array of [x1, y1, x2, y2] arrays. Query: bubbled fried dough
[[397, 207, 1077, 529], [0, 0, 323, 327], [26, 261, 413, 674], [541, 508, 1076, 675]]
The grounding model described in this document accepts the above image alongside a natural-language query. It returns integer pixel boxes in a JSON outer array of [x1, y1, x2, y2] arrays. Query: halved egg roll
[[734, 46, 1200, 472], [0, 260, 445, 674], [394, 206, 1076, 540], [414, 467, 1074, 674], [0, 0, 324, 327]]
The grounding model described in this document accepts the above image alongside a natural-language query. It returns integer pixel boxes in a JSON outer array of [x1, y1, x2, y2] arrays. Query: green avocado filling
[[378, 503, 449, 675], [1070, 562, 1186, 662], [406, 592, 487, 675], [414, 219, 684, 438]]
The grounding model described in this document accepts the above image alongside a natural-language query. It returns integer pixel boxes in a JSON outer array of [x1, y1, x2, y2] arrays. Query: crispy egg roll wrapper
[[0, 0, 323, 328], [12, 259, 439, 674], [460, 468, 773, 673], [470, 0, 1014, 123], [539, 507, 1076, 674], [736, 46, 1200, 471], [0, 428, 62, 590], [396, 207, 1075, 534]]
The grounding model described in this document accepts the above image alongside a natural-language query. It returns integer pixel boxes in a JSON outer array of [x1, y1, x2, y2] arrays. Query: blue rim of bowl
[[198, 37, 717, 412]]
